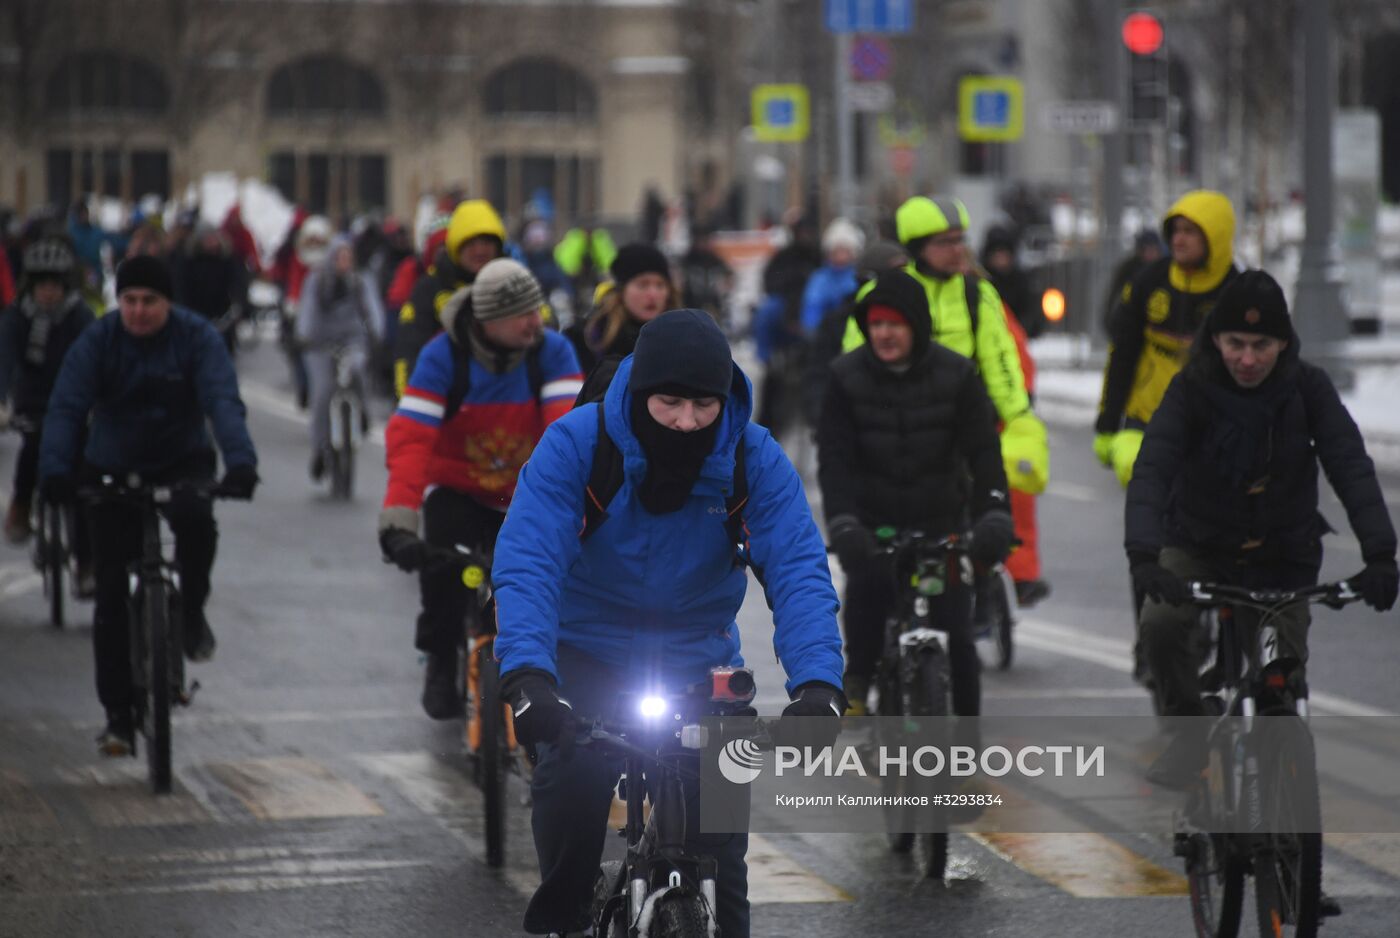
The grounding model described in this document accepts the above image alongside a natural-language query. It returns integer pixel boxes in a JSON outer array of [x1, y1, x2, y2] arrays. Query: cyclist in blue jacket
[[494, 308, 845, 938], [38, 255, 258, 756]]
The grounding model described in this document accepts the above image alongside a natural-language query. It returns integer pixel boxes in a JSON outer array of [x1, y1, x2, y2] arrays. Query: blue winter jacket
[[39, 305, 257, 480], [799, 264, 857, 334], [493, 355, 844, 696]]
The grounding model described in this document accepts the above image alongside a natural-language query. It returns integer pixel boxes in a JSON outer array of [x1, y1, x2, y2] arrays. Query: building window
[[268, 151, 389, 217], [46, 52, 169, 116], [484, 59, 597, 119], [46, 147, 170, 204], [485, 154, 598, 224], [267, 55, 385, 119]]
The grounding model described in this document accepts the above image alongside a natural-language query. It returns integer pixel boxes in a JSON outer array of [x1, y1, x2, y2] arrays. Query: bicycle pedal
[[1172, 833, 1198, 861]]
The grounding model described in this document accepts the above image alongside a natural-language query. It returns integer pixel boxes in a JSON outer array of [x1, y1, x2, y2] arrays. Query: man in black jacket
[[1127, 270, 1398, 789], [817, 269, 1014, 717]]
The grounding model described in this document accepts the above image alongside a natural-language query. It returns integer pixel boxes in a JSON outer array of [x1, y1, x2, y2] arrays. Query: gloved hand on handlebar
[[1349, 560, 1399, 612], [970, 510, 1015, 569], [501, 668, 575, 756], [379, 527, 431, 573], [776, 681, 846, 751], [827, 515, 876, 577], [218, 464, 259, 500], [1131, 560, 1191, 607], [40, 473, 75, 505]]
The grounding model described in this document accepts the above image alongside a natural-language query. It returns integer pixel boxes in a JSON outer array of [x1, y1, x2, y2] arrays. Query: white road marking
[[0, 559, 43, 602], [1017, 617, 1394, 717], [240, 379, 385, 447], [206, 756, 383, 820], [56, 763, 210, 827], [1043, 481, 1101, 503]]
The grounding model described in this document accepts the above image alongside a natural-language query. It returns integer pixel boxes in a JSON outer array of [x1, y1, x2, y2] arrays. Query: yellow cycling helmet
[[896, 196, 971, 245], [446, 199, 507, 260]]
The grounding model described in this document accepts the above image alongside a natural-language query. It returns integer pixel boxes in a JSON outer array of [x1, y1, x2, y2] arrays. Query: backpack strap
[[580, 404, 626, 541], [963, 272, 981, 358], [723, 434, 766, 587], [441, 341, 546, 423]]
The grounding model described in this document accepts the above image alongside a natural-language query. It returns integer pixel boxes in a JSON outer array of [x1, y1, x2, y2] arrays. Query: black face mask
[[630, 393, 720, 514]]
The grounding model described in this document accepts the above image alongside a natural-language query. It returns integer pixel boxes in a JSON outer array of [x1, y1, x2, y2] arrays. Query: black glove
[[828, 516, 876, 576], [776, 681, 846, 751], [1132, 561, 1191, 607], [1350, 560, 1399, 612], [501, 668, 575, 754], [379, 527, 431, 573], [970, 510, 1015, 568], [40, 474, 75, 505], [218, 464, 259, 500]]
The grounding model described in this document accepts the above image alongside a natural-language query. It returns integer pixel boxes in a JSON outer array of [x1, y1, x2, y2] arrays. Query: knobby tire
[[652, 892, 710, 938], [911, 649, 950, 880], [145, 578, 173, 794], [46, 503, 64, 629], [479, 642, 506, 868]]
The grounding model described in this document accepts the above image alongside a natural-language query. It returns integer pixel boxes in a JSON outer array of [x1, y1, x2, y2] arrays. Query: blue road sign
[[974, 91, 1010, 126], [824, 0, 913, 34]]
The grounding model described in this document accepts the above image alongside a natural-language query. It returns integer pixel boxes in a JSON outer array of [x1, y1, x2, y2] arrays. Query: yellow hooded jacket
[[1096, 190, 1238, 435]]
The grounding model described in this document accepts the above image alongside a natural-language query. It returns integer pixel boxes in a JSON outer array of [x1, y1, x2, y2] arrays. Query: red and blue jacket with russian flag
[[383, 330, 583, 512]]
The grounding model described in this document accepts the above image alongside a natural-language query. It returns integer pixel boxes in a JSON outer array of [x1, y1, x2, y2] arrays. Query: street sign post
[[824, 0, 913, 33], [1040, 100, 1120, 134], [848, 82, 894, 113], [957, 76, 1024, 142], [750, 84, 810, 143]]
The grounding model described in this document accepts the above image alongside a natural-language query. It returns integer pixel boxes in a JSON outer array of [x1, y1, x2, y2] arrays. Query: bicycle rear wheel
[[144, 579, 174, 794], [991, 572, 1013, 671], [46, 502, 64, 629], [477, 638, 506, 868], [591, 860, 628, 938], [331, 400, 354, 500], [1252, 718, 1322, 938]]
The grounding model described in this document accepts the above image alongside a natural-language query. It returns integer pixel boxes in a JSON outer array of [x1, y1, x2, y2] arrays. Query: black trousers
[[86, 458, 216, 715], [12, 428, 40, 506], [843, 554, 981, 718], [416, 487, 505, 656], [525, 644, 750, 936]]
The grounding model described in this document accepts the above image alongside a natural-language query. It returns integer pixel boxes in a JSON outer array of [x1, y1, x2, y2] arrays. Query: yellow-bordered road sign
[[958, 75, 1024, 142], [752, 84, 810, 143]]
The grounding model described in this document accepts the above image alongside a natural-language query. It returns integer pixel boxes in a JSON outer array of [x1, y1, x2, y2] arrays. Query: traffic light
[[1123, 11, 1166, 125]]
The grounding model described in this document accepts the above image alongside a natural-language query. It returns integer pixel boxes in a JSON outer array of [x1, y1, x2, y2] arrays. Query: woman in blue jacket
[[494, 308, 845, 938]]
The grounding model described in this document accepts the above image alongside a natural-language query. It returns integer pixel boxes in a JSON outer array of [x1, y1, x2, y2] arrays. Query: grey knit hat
[[471, 258, 544, 322]]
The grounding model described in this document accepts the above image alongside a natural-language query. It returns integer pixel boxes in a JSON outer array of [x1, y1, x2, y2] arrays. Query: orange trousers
[[1005, 488, 1040, 583]]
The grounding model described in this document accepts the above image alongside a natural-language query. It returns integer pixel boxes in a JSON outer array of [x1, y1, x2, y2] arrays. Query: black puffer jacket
[[817, 272, 1007, 535], [1126, 336, 1396, 584]]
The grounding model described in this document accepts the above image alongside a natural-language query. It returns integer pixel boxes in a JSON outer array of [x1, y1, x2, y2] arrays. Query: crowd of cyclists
[[3, 180, 1398, 936]]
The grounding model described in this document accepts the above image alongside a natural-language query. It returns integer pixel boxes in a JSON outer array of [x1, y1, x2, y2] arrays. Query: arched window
[[47, 52, 169, 115], [267, 55, 385, 118], [484, 58, 596, 118]]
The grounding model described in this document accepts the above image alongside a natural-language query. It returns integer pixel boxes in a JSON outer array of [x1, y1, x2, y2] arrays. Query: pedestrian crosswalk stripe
[[207, 756, 383, 821], [972, 832, 1188, 897], [56, 763, 210, 827]]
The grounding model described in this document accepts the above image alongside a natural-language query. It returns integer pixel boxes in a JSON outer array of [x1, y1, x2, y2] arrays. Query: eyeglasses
[[928, 233, 966, 247]]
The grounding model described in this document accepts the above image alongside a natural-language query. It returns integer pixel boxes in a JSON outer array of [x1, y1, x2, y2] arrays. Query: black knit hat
[[629, 308, 733, 399], [610, 243, 671, 288], [855, 269, 932, 350], [1208, 269, 1291, 340], [115, 254, 173, 300]]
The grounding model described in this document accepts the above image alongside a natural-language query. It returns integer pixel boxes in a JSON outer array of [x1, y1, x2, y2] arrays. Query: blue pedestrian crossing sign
[[824, 0, 913, 33], [752, 84, 810, 143], [958, 76, 1024, 142]]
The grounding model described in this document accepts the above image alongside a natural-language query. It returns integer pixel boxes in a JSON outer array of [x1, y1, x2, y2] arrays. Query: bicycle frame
[[327, 345, 366, 450]]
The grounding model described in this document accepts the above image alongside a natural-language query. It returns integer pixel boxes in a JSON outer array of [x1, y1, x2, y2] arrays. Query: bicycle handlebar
[[78, 475, 225, 504], [1186, 579, 1361, 611]]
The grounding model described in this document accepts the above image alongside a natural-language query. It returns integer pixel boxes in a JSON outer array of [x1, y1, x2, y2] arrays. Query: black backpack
[[571, 355, 759, 579], [440, 340, 545, 422]]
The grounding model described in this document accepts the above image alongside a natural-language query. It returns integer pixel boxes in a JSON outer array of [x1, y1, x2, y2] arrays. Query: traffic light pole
[[1294, 0, 1350, 377], [1097, 0, 1126, 341]]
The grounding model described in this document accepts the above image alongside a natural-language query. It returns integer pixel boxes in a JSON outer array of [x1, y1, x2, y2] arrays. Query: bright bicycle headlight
[[638, 695, 668, 719]]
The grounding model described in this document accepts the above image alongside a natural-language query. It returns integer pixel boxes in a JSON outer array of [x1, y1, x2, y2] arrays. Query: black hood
[[855, 269, 932, 362]]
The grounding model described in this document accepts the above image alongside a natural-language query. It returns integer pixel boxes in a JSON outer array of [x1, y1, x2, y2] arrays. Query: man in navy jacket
[[40, 255, 259, 756]]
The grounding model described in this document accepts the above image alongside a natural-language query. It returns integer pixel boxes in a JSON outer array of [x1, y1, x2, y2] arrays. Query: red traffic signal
[[1122, 11, 1164, 55]]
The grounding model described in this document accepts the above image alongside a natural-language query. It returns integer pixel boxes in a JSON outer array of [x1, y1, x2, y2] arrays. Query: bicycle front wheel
[[143, 579, 174, 794], [910, 649, 949, 880], [477, 639, 506, 868], [651, 892, 710, 938], [331, 400, 355, 499], [991, 573, 1013, 670], [46, 503, 64, 629], [1252, 718, 1322, 938]]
